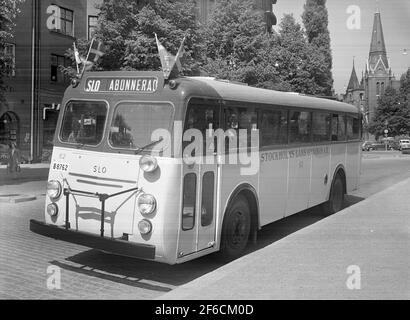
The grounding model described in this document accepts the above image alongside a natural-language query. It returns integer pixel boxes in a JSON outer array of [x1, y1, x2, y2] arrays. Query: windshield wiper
[[134, 137, 164, 155]]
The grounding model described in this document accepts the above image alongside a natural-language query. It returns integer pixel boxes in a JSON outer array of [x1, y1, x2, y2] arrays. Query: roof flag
[[154, 33, 187, 79]]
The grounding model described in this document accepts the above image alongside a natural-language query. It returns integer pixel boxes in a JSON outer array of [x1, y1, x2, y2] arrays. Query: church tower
[[364, 9, 400, 123], [344, 59, 364, 112]]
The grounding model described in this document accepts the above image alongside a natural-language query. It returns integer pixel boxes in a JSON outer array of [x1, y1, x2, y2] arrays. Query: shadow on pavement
[[53, 194, 365, 292]]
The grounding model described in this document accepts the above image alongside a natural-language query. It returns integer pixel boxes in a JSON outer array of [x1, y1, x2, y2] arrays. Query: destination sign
[[84, 77, 159, 93]]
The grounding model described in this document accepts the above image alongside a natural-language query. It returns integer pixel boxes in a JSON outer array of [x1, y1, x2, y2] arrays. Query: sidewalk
[[0, 163, 49, 202], [362, 150, 410, 159], [0, 163, 49, 186], [160, 178, 410, 300]]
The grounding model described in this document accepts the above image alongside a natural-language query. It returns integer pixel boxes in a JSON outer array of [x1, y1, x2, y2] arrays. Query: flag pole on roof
[[154, 32, 187, 80], [78, 37, 105, 78], [73, 42, 81, 74]]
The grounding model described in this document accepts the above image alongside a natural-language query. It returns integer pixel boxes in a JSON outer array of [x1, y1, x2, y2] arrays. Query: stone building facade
[[0, 0, 101, 162]]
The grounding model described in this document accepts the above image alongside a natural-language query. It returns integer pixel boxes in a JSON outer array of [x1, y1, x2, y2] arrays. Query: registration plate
[[52, 162, 69, 172]]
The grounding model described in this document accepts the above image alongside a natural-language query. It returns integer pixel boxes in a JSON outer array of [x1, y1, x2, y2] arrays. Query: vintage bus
[[30, 71, 361, 264]]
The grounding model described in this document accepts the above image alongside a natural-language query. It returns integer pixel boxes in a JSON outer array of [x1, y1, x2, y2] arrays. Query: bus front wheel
[[218, 195, 251, 261], [322, 173, 345, 216]]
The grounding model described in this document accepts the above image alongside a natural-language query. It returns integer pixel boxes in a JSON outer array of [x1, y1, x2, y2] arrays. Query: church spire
[[369, 9, 389, 72], [347, 58, 360, 91]]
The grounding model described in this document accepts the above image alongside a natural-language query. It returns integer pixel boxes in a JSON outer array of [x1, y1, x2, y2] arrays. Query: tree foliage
[[96, 0, 200, 74], [302, 0, 333, 96], [63, 0, 201, 78], [200, 0, 265, 81], [200, 2, 332, 95], [369, 70, 410, 139], [0, 0, 24, 104], [61, 0, 334, 97]]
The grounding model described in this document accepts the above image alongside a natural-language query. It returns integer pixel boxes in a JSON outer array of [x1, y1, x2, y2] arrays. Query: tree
[[0, 0, 24, 104], [368, 86, 410, 139], [368, 70, 410, 139], [302, 0, 334, 96], [399, 68, 410, 101], [62, 0, 201, 78], [271, 14, 328, 94], [201, 6, 329, 95], [200, 0, 266, 82]]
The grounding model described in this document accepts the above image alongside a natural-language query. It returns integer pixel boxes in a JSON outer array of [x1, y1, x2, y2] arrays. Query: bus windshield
[[60, 101, 107, 146], [108, 102, 173, 152]]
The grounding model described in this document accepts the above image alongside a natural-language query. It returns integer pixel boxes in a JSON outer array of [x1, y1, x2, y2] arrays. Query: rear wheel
[[322, 173, 345, 216], [218, 195, 251, 261]]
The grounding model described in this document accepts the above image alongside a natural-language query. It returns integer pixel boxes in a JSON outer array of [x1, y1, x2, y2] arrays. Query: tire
[[218, 195, 251, 261], [322, 173, 345, 216]]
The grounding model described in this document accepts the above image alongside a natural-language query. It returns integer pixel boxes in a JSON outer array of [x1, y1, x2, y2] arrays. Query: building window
[[376, 82, 380, 95], [50, 54, 68, 83], [381, 82, 385, 95], [2, 43, 16, 77], [88, 15, 98, 39], [0, 112, 19, 146], [51, 6, 74, 37]]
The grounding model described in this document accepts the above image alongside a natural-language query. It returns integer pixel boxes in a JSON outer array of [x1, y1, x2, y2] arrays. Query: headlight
[[47, 203, 59, 217], [47, 180, 62, 200], [139, 155, 158, 173], [138, 219, 152, 235], [137, 193, 157, 215]]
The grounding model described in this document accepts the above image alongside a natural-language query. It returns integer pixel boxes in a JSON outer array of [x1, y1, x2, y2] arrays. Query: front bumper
[[30, 219, 156, 260]]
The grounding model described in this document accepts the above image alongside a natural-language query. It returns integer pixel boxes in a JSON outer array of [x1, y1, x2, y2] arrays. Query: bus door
[[178, 99, 220, 258]]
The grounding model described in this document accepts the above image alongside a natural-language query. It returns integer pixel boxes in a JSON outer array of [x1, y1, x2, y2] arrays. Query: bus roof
[[183, 77, 359, 114], [69, 71, 358, 114]]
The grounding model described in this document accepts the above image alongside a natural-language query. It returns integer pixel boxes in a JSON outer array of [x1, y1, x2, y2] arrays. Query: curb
[[0, 194, 38, 203]]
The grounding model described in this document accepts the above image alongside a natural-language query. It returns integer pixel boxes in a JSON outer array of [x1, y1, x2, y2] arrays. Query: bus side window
[[338, 114, 346, 141], [224, 105, 258, 150], [238, 107, 257, 149], [331, 114, 346, 141], [312, 112, 331, 142], [201, 171, 214, 227], [224, 107, 239, 152], [182, 173, 196, 231], [184, 98, 220, 156], [260, 109, 288, 146], [347, 116, 360, 140], [289, 111, 311, 144]]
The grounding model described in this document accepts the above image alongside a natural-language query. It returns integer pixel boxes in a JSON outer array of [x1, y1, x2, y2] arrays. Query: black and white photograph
[[0, 0, 409, 305]]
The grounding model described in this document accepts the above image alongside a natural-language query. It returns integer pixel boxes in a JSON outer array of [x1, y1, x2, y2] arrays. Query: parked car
[[387, 140, 400, 150], [398, 139, 410, 151], [362, 141, 373, 151], [362, 141, 391, 151]]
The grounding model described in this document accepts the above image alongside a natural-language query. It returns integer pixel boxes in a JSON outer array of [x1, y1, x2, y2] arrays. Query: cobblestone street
[[0, 188, 226, 299], [1, 155, 410, 299]]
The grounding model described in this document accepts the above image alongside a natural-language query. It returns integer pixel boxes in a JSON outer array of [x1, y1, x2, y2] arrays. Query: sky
[[272, 0, 410, 95]]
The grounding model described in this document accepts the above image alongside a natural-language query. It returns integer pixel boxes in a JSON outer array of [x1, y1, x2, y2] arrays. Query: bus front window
[[109, 102, 173, 152], [60, 101, 107, 146]]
